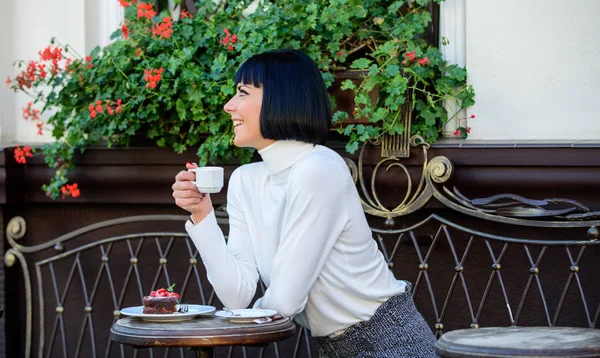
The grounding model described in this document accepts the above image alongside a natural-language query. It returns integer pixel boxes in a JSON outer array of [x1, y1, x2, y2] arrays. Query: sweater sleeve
[[254, 157, 349, 317], [186, 168, 259, 309]]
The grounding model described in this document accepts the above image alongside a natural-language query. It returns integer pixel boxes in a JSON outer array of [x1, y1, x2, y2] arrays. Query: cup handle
[[187, 169, 196, 184]]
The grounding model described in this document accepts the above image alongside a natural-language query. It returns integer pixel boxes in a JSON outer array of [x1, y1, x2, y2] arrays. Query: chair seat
[[435, 326, 600, 357]]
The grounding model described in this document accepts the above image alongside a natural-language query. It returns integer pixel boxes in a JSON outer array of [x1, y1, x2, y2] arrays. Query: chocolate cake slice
[[143, 296, 177, 314]]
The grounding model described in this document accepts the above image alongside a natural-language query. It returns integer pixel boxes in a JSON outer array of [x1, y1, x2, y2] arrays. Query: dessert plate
[[215, 308, 278, 323], [120, 304, 216, 322]]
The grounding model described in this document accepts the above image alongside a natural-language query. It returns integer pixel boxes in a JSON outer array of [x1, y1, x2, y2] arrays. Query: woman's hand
[[172, 162, 213, 223]]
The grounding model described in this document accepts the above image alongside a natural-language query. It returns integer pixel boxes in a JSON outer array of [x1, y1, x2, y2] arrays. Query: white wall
[[86, 0, 124, 54], [0, 0, 120, 145], [0, 0, 15, 144], [1, 0, 86, 145], [465, 0, 600, 140]]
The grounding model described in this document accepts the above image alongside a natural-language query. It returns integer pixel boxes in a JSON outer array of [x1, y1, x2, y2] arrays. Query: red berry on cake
[[142, 283, 179, 314]]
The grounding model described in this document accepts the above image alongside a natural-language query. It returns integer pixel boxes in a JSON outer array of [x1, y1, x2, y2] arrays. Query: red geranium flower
[[181, 9, 192, 19], [60, 183, 81, 199], [36, 122, 44, 135], [115, 99, 123, 113], [118, 0, 137, 7], [152, 17, 174, 39], [418, 57, 430, 66], [220, 28, 238, 51], [137, 3, 156, 20], [13, 145, 33, 164], [144, 68, 164, 89], [22, 102, 41, 121]]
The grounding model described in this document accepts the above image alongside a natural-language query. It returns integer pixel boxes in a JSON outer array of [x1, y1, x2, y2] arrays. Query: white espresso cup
[[188, 166, 224, 193]]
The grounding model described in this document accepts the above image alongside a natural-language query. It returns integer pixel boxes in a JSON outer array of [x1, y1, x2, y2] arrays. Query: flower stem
[[111, 59, 130, 82]]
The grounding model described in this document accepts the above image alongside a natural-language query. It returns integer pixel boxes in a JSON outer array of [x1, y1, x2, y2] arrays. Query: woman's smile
[[233, 119, 244, 132]]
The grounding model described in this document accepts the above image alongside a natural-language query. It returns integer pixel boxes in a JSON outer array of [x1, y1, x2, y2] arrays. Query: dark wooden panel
[[3, 142, 600, 208]]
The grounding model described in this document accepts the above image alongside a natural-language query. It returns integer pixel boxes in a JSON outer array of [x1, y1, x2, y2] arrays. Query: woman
[[172, 49, 437, 357]]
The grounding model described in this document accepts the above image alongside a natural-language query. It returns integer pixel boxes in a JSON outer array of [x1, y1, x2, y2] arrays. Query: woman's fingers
[[172, 189, 203, 199], [174, 197, 203, 208], [173, 163, 207, 213], [172, 177, 197, 191], [175, 169, 196, 182], [185, 161, 199, 169]]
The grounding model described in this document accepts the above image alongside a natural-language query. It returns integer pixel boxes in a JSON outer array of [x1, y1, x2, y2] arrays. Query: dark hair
[[234, 49, 332, 145]]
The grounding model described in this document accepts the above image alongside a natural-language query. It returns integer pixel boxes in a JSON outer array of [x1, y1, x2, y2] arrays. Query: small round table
[[110, 315, 296, 358], [435, 326, 600, 357]]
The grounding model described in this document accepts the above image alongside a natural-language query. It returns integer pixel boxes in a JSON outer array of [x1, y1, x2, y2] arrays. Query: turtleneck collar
[[258, 140, 317, 176]]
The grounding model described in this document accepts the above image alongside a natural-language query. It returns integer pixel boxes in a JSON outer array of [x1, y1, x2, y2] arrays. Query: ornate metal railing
[[347, 136, 600, 338], [5, 137, 600, 357], [4, 212, 314, 358], [346, 135, 600, 225]]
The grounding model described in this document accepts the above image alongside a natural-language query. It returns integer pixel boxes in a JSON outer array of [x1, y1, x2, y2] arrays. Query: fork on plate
[[223, 307, 240, 316], [178, 303, 188, 313]]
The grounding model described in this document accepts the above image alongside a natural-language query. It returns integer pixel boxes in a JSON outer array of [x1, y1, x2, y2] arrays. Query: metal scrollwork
[[6, 216, 26, 241], [4, 216, 33, 358], [453, 190, 596, 219], [433, 185, 600, 228], [346, 137, 600, 230], [5, 216, 27, 268], [428, 156, 452, 183], [346, 135, 453, 225]]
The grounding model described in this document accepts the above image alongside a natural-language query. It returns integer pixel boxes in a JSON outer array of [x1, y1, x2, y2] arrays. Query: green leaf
[[345, 141, 359, 154], [362, 76, 379, 92], [340, 79, 356, 91], [176, 98, 187, 120], [421, 109, 439, 126], [447, 65, 467, 81], [387, 118, 405, 135], [355, 92, 370, 105], [307, 3, 318, 12], [333, 111, 350, 123], [352, 5, 367, 18], [350, 58, 371, 70], [372, 108, 388, 123], [457, 86, 476, 108], [343, 124, 355, 135], [173, 143, 186, 153], [388, 1, 405, 14], [384, 65, 400, 78]]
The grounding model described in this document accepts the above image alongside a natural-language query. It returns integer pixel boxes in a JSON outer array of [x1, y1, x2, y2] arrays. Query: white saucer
[[120, 304, 216, 322], [215, 308, 277, 323]]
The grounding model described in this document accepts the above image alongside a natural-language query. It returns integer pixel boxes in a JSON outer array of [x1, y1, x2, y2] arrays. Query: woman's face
[[223, 83, 275, 150]]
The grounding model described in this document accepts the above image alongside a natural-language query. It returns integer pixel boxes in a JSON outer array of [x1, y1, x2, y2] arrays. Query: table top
[[110, 315, 296, 348], [435, 326, 600, 357]]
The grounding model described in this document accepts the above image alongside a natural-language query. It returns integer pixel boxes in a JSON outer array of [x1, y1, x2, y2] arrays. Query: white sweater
[[186, 140, 405, 337]]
